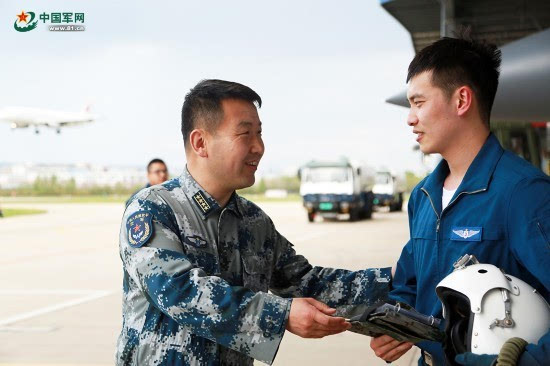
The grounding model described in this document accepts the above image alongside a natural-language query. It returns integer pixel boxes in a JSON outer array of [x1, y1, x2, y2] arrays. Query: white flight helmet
[[436, 255, 550, 365]]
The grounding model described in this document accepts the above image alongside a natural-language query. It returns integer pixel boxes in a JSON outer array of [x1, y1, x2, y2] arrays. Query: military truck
[[299, 158, 375, 222], [372, 170, 406, 212]]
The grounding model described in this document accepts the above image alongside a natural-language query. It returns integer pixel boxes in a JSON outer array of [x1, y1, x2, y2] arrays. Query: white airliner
[[0, 105, 97, 134]]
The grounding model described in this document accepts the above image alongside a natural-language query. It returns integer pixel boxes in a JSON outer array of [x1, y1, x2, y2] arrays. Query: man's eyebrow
[[408, 93, 425, 101], [237, 121, 262, 128]]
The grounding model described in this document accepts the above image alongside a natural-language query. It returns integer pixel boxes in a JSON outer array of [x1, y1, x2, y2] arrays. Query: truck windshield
[[304, 167, 350, 183], [375, 173, 391, 184]]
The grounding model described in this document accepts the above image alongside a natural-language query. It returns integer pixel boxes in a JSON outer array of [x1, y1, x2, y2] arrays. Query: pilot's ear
[[455, 86, 473, 117], [189, 129, 208, 158]]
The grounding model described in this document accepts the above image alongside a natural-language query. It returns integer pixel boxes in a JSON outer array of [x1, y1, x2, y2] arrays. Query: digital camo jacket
[[116, 168, 391, 366]]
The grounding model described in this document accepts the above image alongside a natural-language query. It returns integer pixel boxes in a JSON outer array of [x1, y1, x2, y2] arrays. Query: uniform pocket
[[480, 226, 505, 241], [412, 225, 437, 240], [242, 256, 269, 293], [181, 233, 217, 274], [411, 225, 437, 274]]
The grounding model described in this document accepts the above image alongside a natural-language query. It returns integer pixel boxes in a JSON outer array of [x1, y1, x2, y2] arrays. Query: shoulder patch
[[126, 211, 154, 248]]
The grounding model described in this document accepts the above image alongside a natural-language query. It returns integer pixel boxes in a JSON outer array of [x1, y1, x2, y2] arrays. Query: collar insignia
[[451, 227, 482, 241], [192, 191, 212, 215]]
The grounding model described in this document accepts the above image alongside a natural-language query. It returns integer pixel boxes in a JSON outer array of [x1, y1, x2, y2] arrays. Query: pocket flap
[[412, 225, 436, 240]]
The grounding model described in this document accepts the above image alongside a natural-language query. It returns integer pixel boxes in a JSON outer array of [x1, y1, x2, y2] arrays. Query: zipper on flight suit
[[420, 187, 487, 233], [419, 186, 488, 298]]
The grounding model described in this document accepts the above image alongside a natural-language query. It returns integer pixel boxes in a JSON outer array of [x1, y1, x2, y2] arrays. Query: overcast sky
[[0, 0, 422, 176]]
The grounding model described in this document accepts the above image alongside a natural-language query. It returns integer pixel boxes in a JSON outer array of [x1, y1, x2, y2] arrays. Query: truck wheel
[[349, 209, 359, 222], [307, 212, 315, 222], [392, 193, 403, 212], [389, 195, 403, 212], [363, 192, 374, 219], [364, 204, 373, 219], [394, 202, 403, 212], [358, 205, 366, 219]]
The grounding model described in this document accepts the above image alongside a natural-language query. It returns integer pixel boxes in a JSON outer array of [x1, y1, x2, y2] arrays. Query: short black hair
[[147, 158, 166, 172], [407, 34, 501, 125], [181, 79, 262, 146]]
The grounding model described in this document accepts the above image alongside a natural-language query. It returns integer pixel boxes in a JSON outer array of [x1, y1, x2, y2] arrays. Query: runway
[[0, 201, 420, 365]]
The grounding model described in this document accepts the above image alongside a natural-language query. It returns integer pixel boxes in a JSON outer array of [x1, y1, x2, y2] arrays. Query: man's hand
[[370, 335, 413, 362], [455, 352, 497, 366], [286, 298, 351, 338]]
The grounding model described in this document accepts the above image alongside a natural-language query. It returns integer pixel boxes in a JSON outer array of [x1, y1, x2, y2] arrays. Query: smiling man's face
[[407, 71, 458, 155], [205, 98, 264, 193]]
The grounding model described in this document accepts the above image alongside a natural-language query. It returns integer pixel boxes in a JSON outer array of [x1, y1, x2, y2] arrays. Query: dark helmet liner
[[437, 287, 476, 365]]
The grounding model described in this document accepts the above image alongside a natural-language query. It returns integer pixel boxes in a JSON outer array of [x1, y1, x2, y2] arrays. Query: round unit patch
[[126, 211, 153, 248]]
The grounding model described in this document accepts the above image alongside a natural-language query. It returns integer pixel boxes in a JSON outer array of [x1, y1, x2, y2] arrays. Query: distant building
[[0, 163, 145, 189]]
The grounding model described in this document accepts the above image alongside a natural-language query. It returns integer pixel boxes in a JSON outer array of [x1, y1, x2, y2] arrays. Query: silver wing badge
[[453, 229, 480, 239]]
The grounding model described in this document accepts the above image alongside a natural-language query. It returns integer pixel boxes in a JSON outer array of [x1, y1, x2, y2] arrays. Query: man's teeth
[[247, 162, 258, 166]]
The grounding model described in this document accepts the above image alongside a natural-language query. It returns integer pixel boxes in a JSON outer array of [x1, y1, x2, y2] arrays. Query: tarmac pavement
[[0, 201, 421, 365]]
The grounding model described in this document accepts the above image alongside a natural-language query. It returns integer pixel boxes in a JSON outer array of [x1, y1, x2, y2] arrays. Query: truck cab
[[299, 159, 375, 222], [372, 170, 405, 212]]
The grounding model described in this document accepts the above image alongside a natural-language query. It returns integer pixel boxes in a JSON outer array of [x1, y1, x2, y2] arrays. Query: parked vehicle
[[373, 170, 406, 212], [299, 158, 375, 222]]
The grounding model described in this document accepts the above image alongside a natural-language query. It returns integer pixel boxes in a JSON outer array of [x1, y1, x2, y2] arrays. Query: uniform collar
[[226, 192, 244, 219], [180, 167, 221, 219], [179, 167, 243, 220], [422, 133, 504, 212]]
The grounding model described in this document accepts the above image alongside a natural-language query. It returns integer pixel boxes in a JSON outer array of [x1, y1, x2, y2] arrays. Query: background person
[[125, 158, 169, 207]]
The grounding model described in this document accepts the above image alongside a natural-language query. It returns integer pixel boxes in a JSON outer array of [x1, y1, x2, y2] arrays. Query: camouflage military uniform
[[116, 168, 391, 366]]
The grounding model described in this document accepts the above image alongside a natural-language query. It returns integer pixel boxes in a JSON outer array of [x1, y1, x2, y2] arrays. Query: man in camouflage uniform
[[116, 79, 391, 365]]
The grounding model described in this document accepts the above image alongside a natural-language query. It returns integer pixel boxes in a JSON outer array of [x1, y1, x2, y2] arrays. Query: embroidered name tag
[[451, 227, 482, 242], [126, 211, 154, 248], [192, 191, 212, 215], [184, 235, 208, 248]]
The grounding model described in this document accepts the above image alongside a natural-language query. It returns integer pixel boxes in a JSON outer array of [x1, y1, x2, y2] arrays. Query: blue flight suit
[[390, 134, 550, 365]]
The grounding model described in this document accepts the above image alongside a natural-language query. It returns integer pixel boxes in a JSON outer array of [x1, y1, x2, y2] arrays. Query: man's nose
[[251, 135, 265, 155], [407, 109, 418, 126]]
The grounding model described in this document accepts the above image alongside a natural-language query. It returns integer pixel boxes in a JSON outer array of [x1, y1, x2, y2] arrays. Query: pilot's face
[[147, 162, 168, 185], [206, 98, 264, 192], [407, 71, 457, 155]]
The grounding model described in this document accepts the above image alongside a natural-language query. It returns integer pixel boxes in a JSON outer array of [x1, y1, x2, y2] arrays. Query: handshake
[[285, 298, 415, 362], [286, 298, 443, 363]]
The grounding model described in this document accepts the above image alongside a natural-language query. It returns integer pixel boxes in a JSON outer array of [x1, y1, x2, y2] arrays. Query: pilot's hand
[[286, 298, 351, 338], [370, 335, 413, 362]]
